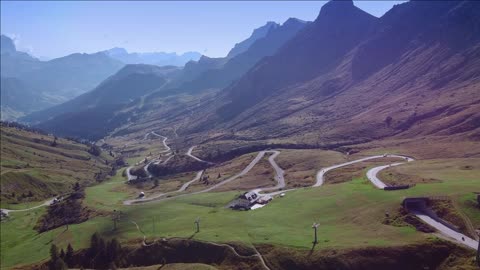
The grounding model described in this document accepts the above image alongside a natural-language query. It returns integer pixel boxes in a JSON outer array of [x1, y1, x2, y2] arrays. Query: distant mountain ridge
[[1, 35, 17, 54], [102, 47, 201, 66], [178, 18, 309, 93], [25, 64, 171, 139], [168, 21, 287, 88], [22, 0, 478, 147], [226, 21, 279, 58], [105, 0, 480, 148], [183, 0, 480, 144], [215, 0, 377, 121], [0, 35, 125, 120]]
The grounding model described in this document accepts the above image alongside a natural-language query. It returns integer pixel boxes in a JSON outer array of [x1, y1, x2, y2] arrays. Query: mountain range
[[0, 35, 125, 120], [156, 0, 480, 147], [11, 0, 480, 149], [102, 47, 201, 66], [0, 37, 199, 121], [22, 18, 309, 137]]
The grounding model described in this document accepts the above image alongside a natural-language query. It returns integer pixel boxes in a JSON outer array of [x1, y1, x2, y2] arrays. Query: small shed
[[229, 199, 251, 210]]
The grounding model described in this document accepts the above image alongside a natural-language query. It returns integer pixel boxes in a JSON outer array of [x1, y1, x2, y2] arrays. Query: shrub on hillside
[[35, 190, 98, 232], [88, 145, 102, 156]]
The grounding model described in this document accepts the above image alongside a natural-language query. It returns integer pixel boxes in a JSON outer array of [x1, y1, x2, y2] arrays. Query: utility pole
[[152, 217, 155, 235], [113, 210, 117, 230], [476, 230, 480, 267], [194, 217, 200, 233], [312, 222, 319, 244], [112, 210, 121, 231]]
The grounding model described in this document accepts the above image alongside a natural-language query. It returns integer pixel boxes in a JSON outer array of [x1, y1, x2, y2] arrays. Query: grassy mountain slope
[[0, 124, 112, 206], [22, 64, 172, 139], [26, 18, 309, 140], [170, 0, 480, 147], [0, 77, 51, 120]]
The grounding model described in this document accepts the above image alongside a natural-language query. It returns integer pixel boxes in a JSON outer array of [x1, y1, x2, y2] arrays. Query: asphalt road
[[366, 157, 414, 189], [186, 146, 214, 164], [364, 158, 478, 251], [128, 132, 172, 180], [252, 151, 287, 195], [125, 151, 266, 205], [151, 132, 171, 153], [413, 211, 479, 250], [1, 198, 56, 215], [315, 154, 413, 187], [124, 170, 204, 205], [124, 146, 478, 251], [126, 167, 138, 181]]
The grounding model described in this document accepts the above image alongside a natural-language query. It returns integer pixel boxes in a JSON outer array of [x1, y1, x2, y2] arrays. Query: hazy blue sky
[[1, 1, 405, 59]]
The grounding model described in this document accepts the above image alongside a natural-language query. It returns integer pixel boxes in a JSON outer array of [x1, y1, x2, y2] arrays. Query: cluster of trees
[[200, 174, 220, 185], [48, 244, 73, 270], [35, 186, 87, 232], [130, 166, 148, 178], [51, 137, 58, 147], [0, 121, 47, 135], [46, 233, 124, 269], [86, 233, 124, 269], [9, 191, 34, 199], [64, 136, 93, 145], [88, 144, 102, 156], [114, 157, 126, 167]]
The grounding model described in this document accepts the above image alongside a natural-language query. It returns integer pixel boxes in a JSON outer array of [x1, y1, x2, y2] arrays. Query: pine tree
[[54, 258, 68, 270], [89, 233, 99, 258], [107, 238, 121, 263], [97, 236, 107, 266], [73, 182, 80, 192], [50, 244, 59, 262], [49, 244, 60, 270], [60, 249, 65, 259], [65, 243, 74, 266]]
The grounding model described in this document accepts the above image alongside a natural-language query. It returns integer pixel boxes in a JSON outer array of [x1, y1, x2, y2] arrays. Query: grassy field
[[2, 161, 479, 268], [0, 126, 112, 207], [380, 158, 480, 229], [1, 144, 479, 269]]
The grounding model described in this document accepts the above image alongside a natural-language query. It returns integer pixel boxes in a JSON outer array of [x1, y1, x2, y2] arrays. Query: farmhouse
[[228, 191, 273, 211]]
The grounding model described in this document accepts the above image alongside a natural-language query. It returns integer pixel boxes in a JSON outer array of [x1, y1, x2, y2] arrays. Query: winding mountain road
[[252, 151, 289, 196], [126, 167, 138, 181], [186, 146, 214, 164], [127, 132, 172, 181], [125, 151, 267, 204], [365, 158, 478, 250], [366, 157, 414, 189], [413, 211, 478, 250], [124, 145, 478, 251], [151, 132, 171, 153], [124, 170, 204, 205], [315, 154, 413, 187], [1, 198, 56, 215]]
